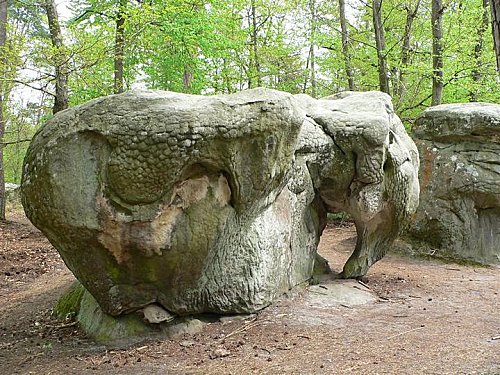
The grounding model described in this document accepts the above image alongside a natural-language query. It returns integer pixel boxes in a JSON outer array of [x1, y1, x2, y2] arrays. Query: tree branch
[[12, 80, 55, 97], [2, 138, 32, 146]]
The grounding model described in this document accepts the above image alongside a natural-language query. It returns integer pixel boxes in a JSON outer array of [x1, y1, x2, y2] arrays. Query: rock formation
[[405, 103, 500, 264], [5, 183, 20, 205], [21, 89, 419, 326]]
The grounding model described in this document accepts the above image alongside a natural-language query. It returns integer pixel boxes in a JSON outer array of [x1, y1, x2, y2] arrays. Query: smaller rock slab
[[307, 280, 377, 308]]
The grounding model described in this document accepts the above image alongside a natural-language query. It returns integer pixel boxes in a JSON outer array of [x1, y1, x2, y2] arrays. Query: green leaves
[[4, 0, 500, 120]]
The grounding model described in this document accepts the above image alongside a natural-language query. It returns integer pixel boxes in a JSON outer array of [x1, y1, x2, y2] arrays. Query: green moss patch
[[53, 281, 86, 320]]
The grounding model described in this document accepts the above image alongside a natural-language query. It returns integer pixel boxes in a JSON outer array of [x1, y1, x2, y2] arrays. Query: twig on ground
[[46, 321, 79, 329], [259, 347, 271, 354], [353, 285, 369, 292], [387, 325, 425, 340], [221, 317, 259, 341], [358, 280, 370, 289]]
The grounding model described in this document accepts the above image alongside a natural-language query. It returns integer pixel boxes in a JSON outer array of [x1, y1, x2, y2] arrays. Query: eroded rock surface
[[22, 88, 418, 324], [297, 92, 419, 277], [405, 103, 500, 264]]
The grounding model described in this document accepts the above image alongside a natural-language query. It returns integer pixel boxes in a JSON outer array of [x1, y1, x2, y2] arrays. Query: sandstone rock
[[209, 348, 231, 359], [5, 183, 20, 205], [307, 280, 377, 308], [296, 91, 420, 277], [406, 103, 500, 264], [143, 304, 174, 324], [22, 88, 418, 332], [54, 281, 205, 344]]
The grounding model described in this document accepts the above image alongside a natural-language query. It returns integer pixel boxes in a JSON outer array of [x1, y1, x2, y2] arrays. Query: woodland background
[[1, 0, 500, 219]]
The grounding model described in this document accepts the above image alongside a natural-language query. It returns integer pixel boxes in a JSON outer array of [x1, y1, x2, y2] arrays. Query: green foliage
[[2, 0, 500, 183]]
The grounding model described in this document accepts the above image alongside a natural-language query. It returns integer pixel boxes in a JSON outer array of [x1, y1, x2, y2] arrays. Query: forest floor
[[0, 208, 499, 375]]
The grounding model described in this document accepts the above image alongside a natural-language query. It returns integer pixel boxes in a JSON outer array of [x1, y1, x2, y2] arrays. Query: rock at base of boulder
[[307, 279, 377, 308], [54, 282, 204, 345]]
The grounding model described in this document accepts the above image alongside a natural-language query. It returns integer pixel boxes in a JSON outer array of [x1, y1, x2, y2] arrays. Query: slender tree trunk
[[372, 0, 390, 95], [44, 0, 68, 114], [339, 0, 355, 90], [306, 44, 317, 97], [490, 0, 500, 71], [396, 0, 420, 101], [302, 51, 310, 93], [114, 0, 126, 94], [250, 0, 261, 87], [0, 0, 6, 221], [183, 65, 192, 92], [471, 0, 490, 101], [431, 0, 443, 106], [309, 0, 317, 97]]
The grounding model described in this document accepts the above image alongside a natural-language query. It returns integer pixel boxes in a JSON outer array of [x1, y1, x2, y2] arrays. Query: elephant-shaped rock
[[22, 89, 419, 320]]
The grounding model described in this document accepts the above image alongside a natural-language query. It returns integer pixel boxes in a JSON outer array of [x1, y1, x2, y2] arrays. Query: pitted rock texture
[[406, 103, 500, 265], [22, 88, 419, 320]]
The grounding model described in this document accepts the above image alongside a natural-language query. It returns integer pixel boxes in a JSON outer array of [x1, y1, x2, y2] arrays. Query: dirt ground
[[0, 209, 499, 375]]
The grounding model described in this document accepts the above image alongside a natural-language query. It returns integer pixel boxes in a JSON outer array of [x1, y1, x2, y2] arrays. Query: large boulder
[[406, 103, 500, 264], [21, 89, 418, 328]]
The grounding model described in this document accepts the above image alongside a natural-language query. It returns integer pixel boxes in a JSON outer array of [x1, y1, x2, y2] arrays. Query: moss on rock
[[77, 291, 153, 343], [53, 281, 86, 320], [54, 283, 205, 344]]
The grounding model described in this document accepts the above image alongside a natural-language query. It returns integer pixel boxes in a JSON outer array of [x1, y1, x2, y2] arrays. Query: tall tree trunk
[[372, 0, 390, 95], [396, 0, 420, 101], [249, 0, 261, 88], [309, 0, 317, 97], [183, 65, 192, 92], [471, 0, 490, 101], [431, 0, 443, 106], [114, 0, 126, 94], [306, 44, 317, 97], [0, 0, 6, 221], [44, 0, 68, 114], [339, 0, 355, 90], [490, 0, 500, 71]]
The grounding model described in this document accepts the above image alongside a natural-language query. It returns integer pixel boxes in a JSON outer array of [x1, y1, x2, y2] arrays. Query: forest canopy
[[0, 0, 500, 219]]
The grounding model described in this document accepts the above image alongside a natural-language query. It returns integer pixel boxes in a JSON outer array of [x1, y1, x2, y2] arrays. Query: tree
[[393, 0, 420, 103], [491, 0, 500, 71], [114, 0, 126, 94], [249, 0, 262, 88], [338, 0, 354, 90], [304, 0, 318, 96], [0, 0, 7, 221], [470, 0, 490, 101], [431, 0, 443, 105], [372, 0, 390, 94], [44, 0, 68, 113]]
